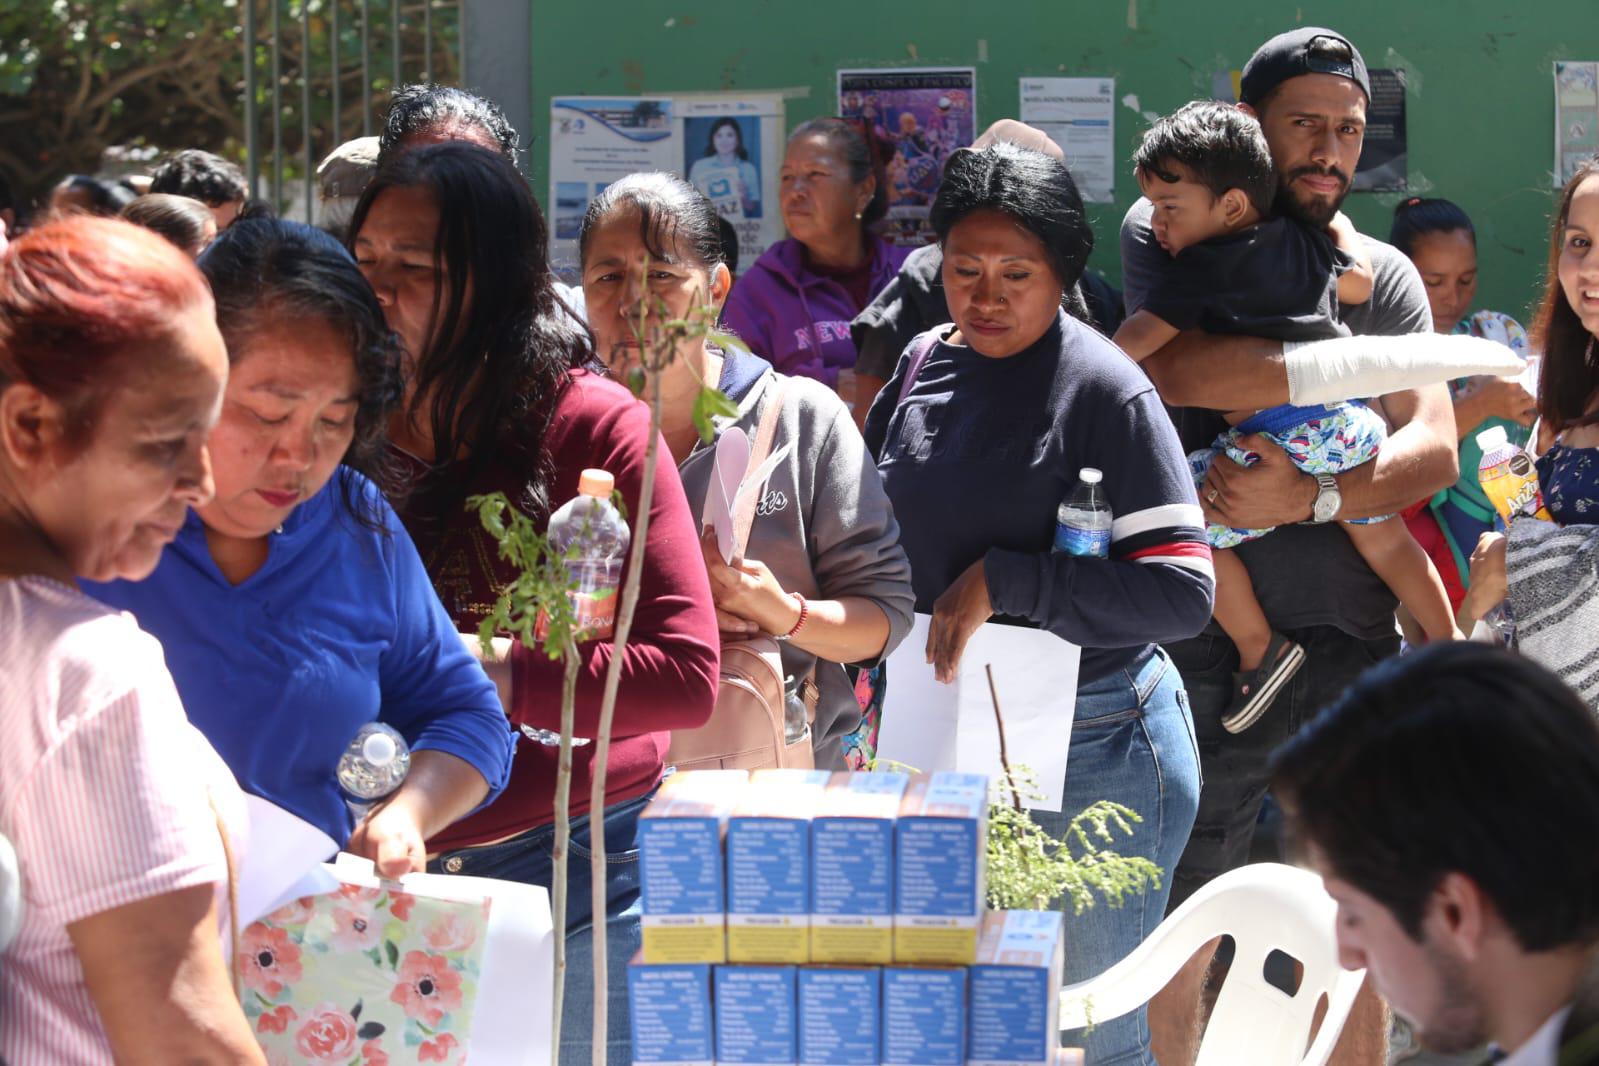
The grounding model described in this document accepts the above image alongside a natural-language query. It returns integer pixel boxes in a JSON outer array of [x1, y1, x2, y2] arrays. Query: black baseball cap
[[1239, 27, 1370, 107]]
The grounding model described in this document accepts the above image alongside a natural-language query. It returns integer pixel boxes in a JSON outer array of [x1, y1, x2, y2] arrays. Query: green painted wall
[[531, 0, 1580, 323]]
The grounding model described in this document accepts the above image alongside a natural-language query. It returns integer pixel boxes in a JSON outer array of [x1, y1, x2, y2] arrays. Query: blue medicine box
[[638, 769, 748, 963], [727, 769, 832, 963], [881, 966, 967, 1066], [968, 910, 1067, 1066], [811, 771, 910, 964], [798, 966, 881, 1066], [894, 772, 989, 964], [715, 964, 799, 1064], [628, 952, 714, 1065]]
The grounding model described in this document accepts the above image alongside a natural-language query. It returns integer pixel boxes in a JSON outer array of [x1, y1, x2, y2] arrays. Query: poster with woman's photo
[[838, 67, 976, 247], [677, 93, 785, 273]]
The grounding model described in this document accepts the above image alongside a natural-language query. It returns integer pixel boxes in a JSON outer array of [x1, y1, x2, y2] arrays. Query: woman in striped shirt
[[863, 144, 1213, 1066], [0, 218, 262, 1064]]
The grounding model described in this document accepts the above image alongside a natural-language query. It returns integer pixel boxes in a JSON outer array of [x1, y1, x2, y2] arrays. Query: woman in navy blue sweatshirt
[[863, 143, 1213, 1066]]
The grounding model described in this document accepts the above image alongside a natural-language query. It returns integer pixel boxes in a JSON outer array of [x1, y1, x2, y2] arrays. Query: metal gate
[[240, 0, 467, 219]]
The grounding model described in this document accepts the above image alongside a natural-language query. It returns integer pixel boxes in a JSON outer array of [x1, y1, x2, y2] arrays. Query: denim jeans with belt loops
[[427, 786, 657, 1066], [1028, 644, 1201, 1066]]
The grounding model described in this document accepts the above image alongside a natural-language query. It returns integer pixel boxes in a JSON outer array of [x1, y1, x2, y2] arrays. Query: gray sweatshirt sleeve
[[1118, 198, 1165, 317], [790, 380, 916, 667]]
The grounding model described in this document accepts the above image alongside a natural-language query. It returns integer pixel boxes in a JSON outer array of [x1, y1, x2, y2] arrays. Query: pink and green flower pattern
[[241, 885, 492, 1064]]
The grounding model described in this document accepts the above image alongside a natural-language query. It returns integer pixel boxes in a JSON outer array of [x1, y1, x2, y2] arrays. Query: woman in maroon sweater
[[347, 142, 719, 1063]]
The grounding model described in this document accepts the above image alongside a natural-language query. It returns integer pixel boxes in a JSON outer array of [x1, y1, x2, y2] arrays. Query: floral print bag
[[241, 878, 492, 1065]]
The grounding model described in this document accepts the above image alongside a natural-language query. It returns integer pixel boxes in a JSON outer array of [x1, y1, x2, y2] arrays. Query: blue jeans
[[428, 787, 656, 1066], [1029, 645, 1201, 1066]]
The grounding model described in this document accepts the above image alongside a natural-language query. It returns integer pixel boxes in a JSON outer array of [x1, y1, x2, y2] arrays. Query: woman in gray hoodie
[[579, 171, 915, 767]]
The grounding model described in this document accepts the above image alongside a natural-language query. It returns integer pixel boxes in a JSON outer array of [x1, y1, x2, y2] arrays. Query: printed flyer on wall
[[1556, 62, 1599, 187], [548, 95, 676, 274], [1018, 76, 1116, 204], [838, 67, 976, 247], [1352, 68, 1408, 192], [676, 92, 786, 271]]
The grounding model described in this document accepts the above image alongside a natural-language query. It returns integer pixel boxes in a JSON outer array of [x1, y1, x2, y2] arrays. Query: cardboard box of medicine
[[810, 771, 910, 964], [894, 771, 989, 964], [881, 966, 967, 1066], [715, 965, 798, 1064], [628, 952, 714, 1066], [727, 769, 832, 963], [967, 910, 1067, 1066], [798, 966, 881, 1066], [639, 769, 748, 963]]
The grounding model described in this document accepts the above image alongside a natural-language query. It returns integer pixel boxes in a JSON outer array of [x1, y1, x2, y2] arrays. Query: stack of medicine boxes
[[628, 769, 1068, 1066]]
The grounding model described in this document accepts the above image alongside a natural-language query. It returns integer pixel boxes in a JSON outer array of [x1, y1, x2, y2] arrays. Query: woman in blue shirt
[[87, 219, 515, 875]]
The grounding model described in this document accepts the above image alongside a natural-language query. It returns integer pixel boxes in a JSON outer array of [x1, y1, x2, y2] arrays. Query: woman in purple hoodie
[[721, 117, 909, 409]]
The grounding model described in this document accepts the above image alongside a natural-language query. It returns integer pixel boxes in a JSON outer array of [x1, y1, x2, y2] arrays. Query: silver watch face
[[1314, 484, 1342, 522]]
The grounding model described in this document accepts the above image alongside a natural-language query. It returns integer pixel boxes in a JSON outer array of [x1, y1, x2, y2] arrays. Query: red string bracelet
[[776, 592, 808, 641]]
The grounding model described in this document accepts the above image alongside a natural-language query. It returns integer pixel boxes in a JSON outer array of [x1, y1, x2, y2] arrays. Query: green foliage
[[691, 386, 739, 444], [985, 767, 1164, 915], [608, 286, 739, 443], [0, 0, 461, 206], [467, 492, 580, 659]]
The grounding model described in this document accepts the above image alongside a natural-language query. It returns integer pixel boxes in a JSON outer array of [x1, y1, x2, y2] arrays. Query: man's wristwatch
[[1311, 473, 1342, 523]]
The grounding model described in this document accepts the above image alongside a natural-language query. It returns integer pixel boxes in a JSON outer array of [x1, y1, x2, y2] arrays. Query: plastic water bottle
[[783, 676, 808, 745], [337, 722, 410, 818], [1481, 603, 1517, 646], [1054, 468, 1113, 557], [1477, 426, 1549, 524], [543, 468, 632, 642]]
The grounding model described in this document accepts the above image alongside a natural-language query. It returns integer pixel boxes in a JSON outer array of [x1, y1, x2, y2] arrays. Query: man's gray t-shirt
[[1120, 197, 1432, 640]]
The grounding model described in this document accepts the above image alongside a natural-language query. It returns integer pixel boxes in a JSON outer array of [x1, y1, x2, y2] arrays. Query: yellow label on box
[[893, 920, 980, 966], [727, 918, 809, 964], [811, 920, 893, 965], [893, 772, 987, 965], [639, 771, 747, 964], [641, 917, 726, 964]]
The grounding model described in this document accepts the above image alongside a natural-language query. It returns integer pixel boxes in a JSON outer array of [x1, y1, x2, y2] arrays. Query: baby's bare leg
[[1211, 548, 1273, 670], [1343, 520, 1461, 641]]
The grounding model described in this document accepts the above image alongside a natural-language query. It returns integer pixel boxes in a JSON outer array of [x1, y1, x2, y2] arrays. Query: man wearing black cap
[[1121, 26, 1458, 1065]]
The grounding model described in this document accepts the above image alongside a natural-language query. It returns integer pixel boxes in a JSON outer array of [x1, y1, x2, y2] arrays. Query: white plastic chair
[[1058, 862, 1367, 1066]]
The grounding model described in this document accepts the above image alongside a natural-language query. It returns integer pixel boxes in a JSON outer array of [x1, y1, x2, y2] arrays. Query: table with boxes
[[628, 769, 1080, 1066]]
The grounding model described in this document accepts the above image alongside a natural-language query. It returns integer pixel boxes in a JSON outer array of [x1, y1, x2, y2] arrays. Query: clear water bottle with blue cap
[[1054, 468, 1113, 558], [337, 722, 411, 819]]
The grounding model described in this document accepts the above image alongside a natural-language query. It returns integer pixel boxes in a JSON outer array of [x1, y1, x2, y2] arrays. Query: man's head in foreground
[[1271, 642, 1599, 1055]]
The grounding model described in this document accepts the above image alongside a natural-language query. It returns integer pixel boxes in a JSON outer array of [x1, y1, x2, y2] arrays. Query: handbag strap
[[730, 378, 787, 561], [896, 331, 942, 406]]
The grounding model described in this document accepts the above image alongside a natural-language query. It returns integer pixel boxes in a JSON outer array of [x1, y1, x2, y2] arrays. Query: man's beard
[[1412, 940, 1489, 1055], [1273, 165, 1351, 228]]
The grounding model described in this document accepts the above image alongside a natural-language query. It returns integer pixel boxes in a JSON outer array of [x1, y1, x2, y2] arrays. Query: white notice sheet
[[877, 614, 1079, 811], [1020, 76, 1117, 204]]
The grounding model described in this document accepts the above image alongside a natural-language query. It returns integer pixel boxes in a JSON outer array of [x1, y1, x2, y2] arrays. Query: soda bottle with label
[[1477, 426, 1550, 524], [541, 468, 632, 641]]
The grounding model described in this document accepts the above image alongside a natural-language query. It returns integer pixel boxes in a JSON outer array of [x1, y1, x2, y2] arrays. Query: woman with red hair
[[0, 217, 263, 1064]]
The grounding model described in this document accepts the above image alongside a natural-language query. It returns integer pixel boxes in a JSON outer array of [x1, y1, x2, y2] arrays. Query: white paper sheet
[[239, 794, 338, 926], [877, 614, 1079, 812], [1020, 76, 1116, 204], [700, 425, 793, 563]]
